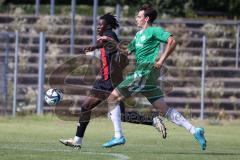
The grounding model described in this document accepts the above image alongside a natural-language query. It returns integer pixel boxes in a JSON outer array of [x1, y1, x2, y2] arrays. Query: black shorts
[[90, 79, 115, 100]]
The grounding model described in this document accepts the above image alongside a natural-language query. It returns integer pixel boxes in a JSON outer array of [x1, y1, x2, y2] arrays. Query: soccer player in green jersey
[[100, 4, 207, 150]]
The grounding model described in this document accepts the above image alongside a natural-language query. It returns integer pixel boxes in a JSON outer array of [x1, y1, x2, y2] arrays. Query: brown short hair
[[139, 4, 157, 23]]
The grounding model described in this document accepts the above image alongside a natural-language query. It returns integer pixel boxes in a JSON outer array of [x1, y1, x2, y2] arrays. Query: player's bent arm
[[155, 36, 177, 68], [83, 39, 106, 53]]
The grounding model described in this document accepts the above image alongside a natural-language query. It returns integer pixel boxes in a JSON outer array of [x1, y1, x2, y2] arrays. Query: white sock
[[108, 104, 123, 138], [166, 108, 196, 134], [74, 136, 82, 144]]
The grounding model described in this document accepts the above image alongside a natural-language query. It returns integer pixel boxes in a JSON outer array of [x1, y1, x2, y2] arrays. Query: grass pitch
[[0, 115, 240, 160]]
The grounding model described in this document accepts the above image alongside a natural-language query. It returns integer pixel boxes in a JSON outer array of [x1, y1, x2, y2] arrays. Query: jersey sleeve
[[153, 27, 172, 43], [103, 31, 119, 42], [102, 31, 119, 54], [127, 38, 136, 54]]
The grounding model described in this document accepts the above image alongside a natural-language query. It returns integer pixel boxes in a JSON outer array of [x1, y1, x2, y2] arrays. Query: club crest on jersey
[[140, 35, 146, 42], [136, 42, 143, 47]]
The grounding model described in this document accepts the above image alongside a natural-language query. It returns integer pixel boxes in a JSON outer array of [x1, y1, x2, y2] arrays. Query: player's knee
[[107, 89, 122, 102], [107, 94, 119, 103], [81, 102, 91, 111]]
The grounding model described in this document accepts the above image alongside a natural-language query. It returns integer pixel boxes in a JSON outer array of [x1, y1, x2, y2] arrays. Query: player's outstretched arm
[[155, 36, 177, 69], [82, 37, 106, 53]]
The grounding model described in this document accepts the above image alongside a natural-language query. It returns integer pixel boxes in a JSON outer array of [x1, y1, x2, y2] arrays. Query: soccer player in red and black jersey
[[59, 13, 129, 149]]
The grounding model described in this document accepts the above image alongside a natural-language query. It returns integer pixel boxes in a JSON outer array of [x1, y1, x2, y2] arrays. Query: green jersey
[[128, 26, 171, 66], [117, 27, 171, 101]]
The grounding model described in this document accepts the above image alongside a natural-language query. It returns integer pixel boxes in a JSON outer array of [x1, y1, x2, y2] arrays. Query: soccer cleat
[[153, 116, 167, 139], [59, 138, 81, 149], [194, 127, 207, 150], [102, 137, 126, 148]]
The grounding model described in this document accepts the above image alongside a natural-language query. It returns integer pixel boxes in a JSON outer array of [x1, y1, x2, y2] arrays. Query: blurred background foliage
[[1, 0, 240, 18]]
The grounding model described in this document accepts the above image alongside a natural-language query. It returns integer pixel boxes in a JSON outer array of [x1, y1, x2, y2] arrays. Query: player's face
[[136, 10, 148, 28], [97, 19, 107, 36]]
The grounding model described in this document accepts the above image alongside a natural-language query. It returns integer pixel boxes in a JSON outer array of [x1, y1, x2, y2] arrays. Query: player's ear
[[144, 16, 150, 22]]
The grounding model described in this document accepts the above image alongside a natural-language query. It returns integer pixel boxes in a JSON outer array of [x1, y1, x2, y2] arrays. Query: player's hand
[[154, 58, 163, 69], [118, 40, 131, 55], [118, 47, 129, 55], [83, 46, 96, 52]]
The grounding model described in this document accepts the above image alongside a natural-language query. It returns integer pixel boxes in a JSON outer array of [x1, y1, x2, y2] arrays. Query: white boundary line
[[0, 146, 130, 160]]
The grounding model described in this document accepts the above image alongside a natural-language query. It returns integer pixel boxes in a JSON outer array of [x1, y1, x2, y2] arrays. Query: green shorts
[[116, 67, 164, 104]]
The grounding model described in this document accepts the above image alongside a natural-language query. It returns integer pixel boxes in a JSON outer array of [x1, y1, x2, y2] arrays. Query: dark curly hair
[[100, 13, 119, 29], [139, 3, 158, 23]]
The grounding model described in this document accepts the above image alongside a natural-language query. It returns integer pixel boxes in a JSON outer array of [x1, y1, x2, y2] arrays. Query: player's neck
[[142, 22, 152, 30]]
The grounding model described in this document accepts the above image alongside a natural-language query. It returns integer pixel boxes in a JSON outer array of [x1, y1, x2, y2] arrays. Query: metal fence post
[[70, 0, 76, 55], [3, 33, 10, 115], [115, 0, 121, 36], [92, 0, 98, 46], [12, 31, 19, 117], [236, 25, 240, 68], [35, 0, 40, 16], [50, 0, 55, 16], [37, 32, 45, 115], [200, 35, 206, 120], [92, 0, 98, 74]]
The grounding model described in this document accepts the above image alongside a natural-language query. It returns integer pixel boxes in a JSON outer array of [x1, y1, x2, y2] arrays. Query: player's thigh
[[82, 96, 102, 110], [141, 85, 164, 104], [116, 73, 141, 99]]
